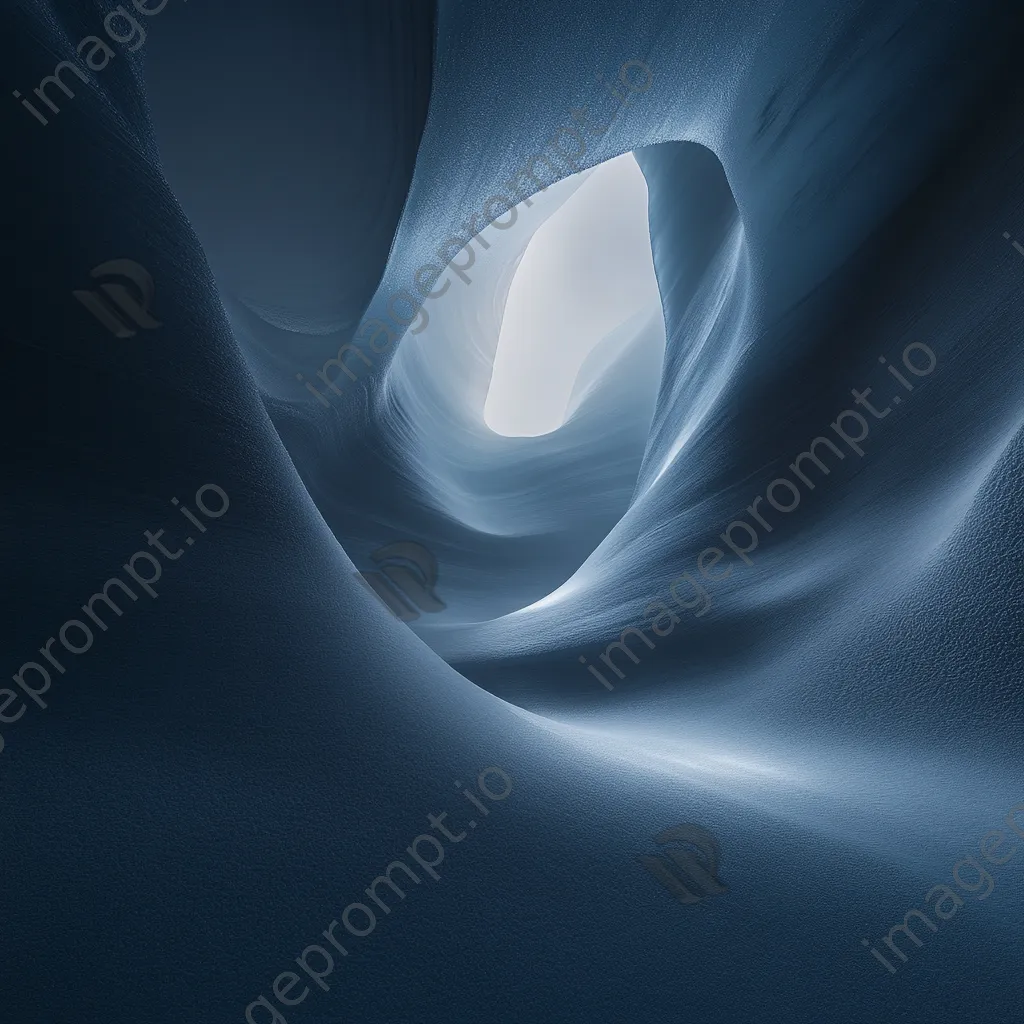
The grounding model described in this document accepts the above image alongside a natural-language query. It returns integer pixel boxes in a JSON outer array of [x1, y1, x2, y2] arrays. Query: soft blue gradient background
[[3, 1, 1023, 1021]]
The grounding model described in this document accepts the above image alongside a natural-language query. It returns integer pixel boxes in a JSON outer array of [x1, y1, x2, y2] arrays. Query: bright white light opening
[[483, 152, 662, 438]]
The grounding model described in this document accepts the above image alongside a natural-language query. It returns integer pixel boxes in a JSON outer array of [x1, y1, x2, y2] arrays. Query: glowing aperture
[[484, 153, 662, 438]]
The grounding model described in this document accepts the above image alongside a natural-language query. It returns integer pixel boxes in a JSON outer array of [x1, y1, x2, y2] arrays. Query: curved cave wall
[[4, 1, 1024, 1022]]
